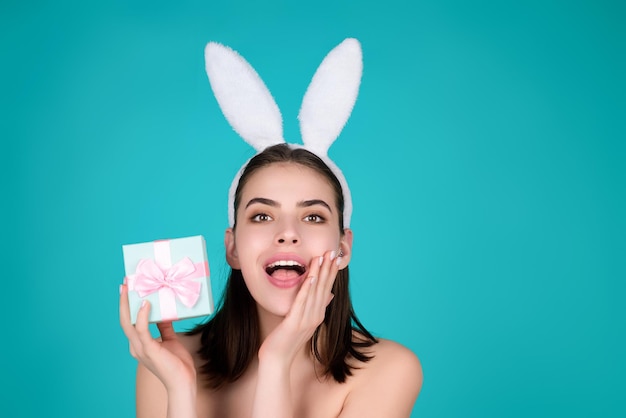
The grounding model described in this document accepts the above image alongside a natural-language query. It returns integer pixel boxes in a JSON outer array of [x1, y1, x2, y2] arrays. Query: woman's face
[[225, 162, 351, 317]]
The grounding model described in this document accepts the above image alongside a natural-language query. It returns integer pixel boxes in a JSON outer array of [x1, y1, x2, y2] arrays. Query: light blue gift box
[[122, 235, 214, 324]]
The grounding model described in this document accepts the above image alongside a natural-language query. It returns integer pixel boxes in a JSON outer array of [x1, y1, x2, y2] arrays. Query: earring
[[338, 249, 344, 257]]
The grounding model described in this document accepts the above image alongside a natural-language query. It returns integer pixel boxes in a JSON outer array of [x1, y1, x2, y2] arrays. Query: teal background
[[2, 0, 624, 416]]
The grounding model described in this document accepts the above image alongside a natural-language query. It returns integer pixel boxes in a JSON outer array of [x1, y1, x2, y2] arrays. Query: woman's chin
[[258, 295, 297, 318]]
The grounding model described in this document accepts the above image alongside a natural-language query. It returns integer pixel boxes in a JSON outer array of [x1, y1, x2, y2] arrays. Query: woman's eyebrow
[[245, 197, 278, 208], [245, 197, 332, 212], [298, 199, 332, 212]]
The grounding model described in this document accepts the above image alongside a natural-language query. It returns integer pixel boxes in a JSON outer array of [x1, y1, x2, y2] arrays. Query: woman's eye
[[304, 214, 326, 223], [251, 213, 273, 222]]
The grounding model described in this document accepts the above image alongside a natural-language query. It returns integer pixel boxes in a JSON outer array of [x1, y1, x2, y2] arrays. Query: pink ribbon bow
[[133, 257, 202, 308]]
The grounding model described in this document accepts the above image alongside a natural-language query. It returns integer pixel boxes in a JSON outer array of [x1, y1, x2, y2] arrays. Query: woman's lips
[[263, 253, 308, 288]]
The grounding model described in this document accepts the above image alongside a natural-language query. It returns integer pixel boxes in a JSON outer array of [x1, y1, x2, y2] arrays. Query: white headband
[[204, 38, 362, 227]]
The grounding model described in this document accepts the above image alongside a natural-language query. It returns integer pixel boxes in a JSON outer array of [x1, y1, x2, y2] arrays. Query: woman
[[120, 39, 422, 417], [120, 145, 422, 417]]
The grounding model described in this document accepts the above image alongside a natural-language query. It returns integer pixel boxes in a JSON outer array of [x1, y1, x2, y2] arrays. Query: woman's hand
[[119, 284, 196, 393], [258, 249, 341, 365], [252, 250, 340, 418]]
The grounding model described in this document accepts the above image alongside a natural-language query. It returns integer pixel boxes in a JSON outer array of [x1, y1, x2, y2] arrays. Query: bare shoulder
[[361, 338, 422, 386], [342, 338, 423, 417]]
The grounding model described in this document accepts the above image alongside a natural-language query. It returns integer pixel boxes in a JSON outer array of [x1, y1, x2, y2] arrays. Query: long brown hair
[[188, 144, 377, 388]]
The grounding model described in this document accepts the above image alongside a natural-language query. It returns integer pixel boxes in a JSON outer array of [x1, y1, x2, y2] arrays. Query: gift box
[[122, 235, 214, 324]]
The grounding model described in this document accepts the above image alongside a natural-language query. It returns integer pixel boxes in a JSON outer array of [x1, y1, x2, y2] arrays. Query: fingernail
[[119, 284, 123, 295], [336, 256, 343, 266], [141, 300, 147, 308], [319, 256, 324, 266], [330, 250, 336, 260]]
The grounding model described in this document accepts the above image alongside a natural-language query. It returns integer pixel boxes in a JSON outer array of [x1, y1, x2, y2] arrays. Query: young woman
[[120, 39, 422, 417], [119, 144, 422, 417]]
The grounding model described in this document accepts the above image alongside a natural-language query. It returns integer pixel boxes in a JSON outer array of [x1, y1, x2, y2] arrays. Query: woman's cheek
[[303, 229, 340, 254]]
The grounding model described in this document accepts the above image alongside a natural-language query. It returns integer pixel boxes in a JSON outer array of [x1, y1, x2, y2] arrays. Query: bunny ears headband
[[204, 38, 362, 227]]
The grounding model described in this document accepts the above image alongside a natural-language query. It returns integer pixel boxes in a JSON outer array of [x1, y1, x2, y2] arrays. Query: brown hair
[[188, 144, 377, 388]]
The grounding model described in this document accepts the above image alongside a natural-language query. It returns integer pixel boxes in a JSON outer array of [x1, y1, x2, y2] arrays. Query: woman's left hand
[[252, 250, 341, 418], [258, 250, 341, 365]]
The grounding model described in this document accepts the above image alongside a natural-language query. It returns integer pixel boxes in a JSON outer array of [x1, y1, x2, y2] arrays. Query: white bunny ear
[[205, 42, 284, 151], [298, 38, 362, 157]]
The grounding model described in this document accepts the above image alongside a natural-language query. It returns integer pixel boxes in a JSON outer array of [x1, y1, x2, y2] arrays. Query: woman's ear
[[225, 228, 241, 269], [337, 228, 354, 269]]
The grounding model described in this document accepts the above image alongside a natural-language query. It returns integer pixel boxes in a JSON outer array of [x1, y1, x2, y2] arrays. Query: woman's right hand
[[119, 284, 196, 392]]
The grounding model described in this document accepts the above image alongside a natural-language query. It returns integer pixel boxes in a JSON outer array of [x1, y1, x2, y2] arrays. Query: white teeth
[[267, 260, 304, 268]]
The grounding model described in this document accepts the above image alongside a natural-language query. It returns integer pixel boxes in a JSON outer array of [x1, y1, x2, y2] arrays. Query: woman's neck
[[256, 305, 286, 342]]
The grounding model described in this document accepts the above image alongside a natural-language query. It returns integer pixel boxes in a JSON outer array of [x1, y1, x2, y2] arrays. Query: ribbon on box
[[128, 240, 208, 321]]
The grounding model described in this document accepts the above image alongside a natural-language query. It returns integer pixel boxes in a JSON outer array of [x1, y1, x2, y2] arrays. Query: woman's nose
[[276, 220, 299, 245]]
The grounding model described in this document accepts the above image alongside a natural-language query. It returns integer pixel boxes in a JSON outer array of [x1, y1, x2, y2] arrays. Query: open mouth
[[265, 260, 306, 277]]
